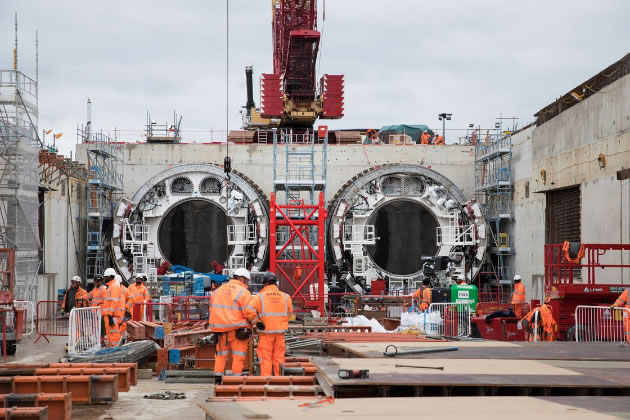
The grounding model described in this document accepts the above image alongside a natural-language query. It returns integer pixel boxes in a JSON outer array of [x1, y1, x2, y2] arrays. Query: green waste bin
[[450, 284, 479, 313]]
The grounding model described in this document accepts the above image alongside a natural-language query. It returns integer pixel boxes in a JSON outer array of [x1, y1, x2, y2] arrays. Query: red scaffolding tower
[[269, 192, 327, 314]]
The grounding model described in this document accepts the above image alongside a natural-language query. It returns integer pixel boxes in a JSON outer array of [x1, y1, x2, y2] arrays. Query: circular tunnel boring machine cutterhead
[[110, 164, 270, 282], [327, 164, 487, 293]]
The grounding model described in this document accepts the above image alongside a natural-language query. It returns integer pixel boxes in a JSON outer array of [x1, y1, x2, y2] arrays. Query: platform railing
[[574, 305, 630, 343]]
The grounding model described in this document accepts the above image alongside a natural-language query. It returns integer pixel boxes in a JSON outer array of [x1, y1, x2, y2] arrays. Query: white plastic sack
[[401, 311, 443, 335], [341, 315, 388, 333]]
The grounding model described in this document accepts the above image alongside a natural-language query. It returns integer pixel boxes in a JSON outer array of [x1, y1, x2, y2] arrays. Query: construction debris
[[143, 391, 186, 400], [383, 344, 458, 357]]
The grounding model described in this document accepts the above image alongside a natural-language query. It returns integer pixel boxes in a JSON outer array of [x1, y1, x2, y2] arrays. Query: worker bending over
[[126, 275, 151, 319], [412, 278, 432, 312], [62, 276, 89, 314], [209, 268, 257, 376], [511, 275, 527, 317], [102, 268, 126, 347], [611, 287, 630, 342], [245, 273, 293, 376], [521, 299, 556, 341]]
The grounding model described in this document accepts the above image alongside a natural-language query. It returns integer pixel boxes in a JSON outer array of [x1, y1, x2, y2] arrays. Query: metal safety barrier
[[35, 300, 68, 343], [170, 296, 211, 321], [144, 301, 172, 323], [67, 306, 102, 355], [14, 300, 34, 336], [574, 305, 630, 343], [426, 302, 471, 338]]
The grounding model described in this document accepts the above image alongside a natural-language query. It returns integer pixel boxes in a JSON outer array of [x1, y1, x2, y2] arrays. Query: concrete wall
[[40, 178, 84, 302], [513, 72, 630, 295], [76, 143, 477, 203]]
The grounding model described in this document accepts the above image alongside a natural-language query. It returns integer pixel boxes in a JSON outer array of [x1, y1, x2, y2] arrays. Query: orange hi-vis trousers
[[105, 316, 122, 347], [257, 333, 286, 376], [214, 329, 249, 375]]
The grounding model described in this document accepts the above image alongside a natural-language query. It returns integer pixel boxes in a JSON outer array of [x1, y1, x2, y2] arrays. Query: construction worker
[[454, 274, 467, 285], [126, 275, 151, 320], [611, 287, 630, 342], [245, 273, 293, 376], [62, 276, 89, 314], [88, 275, 106, 308], [521, 300, 556, 342], [209, 267, 257, 375], [434, 134, 445, 145], [412, 278, 432, 312], [420, 130, 431, 145], [511, 274, 527, 317], [102, 268, 125, 347]]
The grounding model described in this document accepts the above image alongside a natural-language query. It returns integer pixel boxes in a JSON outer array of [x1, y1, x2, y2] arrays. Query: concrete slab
[[330, 341, 630, 361], [73, 378, 211, 420], [7, 335, 66, 365], [198, 396, 628, 419]]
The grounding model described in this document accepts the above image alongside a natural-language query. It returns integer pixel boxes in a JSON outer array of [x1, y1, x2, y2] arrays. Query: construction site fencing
[[35, 300, 68, 343], [426, 303, 471, 338], [574, 305, 630, 343], [13, 300, 34, 336], [170, 296, 211, 321], [142, 302, 172, 323], [67, 306, 101, 355]]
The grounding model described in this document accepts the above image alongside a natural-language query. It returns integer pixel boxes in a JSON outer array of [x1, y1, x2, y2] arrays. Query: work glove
[[108, 317, 115, 328], [125, 310, 132, 319], [256, 321, 266, 331]]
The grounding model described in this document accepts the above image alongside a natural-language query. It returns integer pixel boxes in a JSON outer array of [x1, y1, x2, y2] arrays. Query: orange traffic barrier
[[0, 406, 48, 419], [222, 376, 315, 386], [7, 375, 119, 404], [49, 363, 138, 386], [35, 367, 130, 392]]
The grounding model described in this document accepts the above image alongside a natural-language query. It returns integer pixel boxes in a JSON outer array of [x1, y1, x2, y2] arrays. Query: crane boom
[[245, 0, 344, 129]]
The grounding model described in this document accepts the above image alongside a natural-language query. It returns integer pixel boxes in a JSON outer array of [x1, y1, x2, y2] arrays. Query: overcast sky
[[1, 0, 629, 156]]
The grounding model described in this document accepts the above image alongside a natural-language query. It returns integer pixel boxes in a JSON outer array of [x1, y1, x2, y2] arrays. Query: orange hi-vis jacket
[[511, 282, 526, 304], [420, 133, 430, 145], [614, 288, 630, 309], [62, 287, 89, 311], [126, 283, 150, 312], [209, 279, 256, 332], [88, 285, 107, 307], [103, 280, 126, 318], [522, 304, 556, 341], [245, 284, 293, 334]]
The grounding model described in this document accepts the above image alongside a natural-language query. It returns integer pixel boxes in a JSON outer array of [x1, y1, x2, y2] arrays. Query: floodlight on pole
[[438, 113, 452, 141]]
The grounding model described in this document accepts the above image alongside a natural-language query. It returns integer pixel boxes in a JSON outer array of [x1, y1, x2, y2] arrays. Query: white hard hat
[[233, 267, 251, 280], [71, 275, 81, 283], [104, 268, 116, 277], [514, 274, 522, 281], [115, 274, 122, 284]]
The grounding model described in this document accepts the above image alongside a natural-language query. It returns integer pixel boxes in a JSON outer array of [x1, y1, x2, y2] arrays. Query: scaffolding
[[79, 125, 123, 282], [270, 128, 328, 312], [474, 124, 514, 300], [0, 69, 41, 301]]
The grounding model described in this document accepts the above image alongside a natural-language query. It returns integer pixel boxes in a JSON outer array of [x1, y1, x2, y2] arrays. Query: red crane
[[246, 0, 344, 128]]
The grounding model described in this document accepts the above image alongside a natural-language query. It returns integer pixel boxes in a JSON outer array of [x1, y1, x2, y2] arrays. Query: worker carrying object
[[511, 275, 527, 317], [412, 278, 432, 312], [102, 268, 126, 347], [611, 287, 630, 342], [62, 276, 89, 314], [521, 300, 557, 342], [88, 275, 107, 308], [209, 267, 257, 375], [126, 275, 151, 320], [245, 272, 293, 376]]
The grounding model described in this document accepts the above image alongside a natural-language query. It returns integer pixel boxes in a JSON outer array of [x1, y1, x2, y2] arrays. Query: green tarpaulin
[[374, 124, 435, 144]]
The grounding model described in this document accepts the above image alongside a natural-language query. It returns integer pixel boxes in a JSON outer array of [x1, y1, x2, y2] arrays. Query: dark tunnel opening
[[366, 200, 439, 275], [158, 199, 230, 272]]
